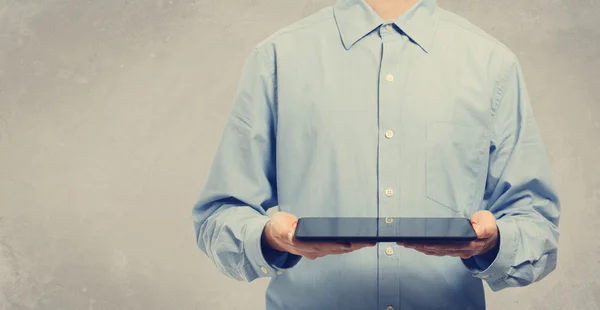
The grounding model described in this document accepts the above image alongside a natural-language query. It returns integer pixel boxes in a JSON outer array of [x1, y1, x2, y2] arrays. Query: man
[[192, 0, 561, 309]]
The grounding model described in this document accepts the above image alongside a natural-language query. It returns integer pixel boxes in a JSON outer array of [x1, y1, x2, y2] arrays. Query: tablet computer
[[294, 217, 477, 243]]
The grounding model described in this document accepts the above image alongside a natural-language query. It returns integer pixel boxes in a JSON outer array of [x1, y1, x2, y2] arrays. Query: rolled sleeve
[[241, 216, 278, 278], [192, 45, 296, 282], [463, 54, 560, 291], [463, 219, 520, 290], [242, 216, 302, 278]]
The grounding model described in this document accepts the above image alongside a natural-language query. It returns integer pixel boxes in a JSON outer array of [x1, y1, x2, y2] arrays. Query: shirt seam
[[254, 11, 335, 51], [253, 46, 280, 200], [437, 12, 511, 55], [490, 57, 517, 143]]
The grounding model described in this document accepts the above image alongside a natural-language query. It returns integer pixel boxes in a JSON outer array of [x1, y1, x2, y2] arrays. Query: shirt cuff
[[242, 215, 301, 279], [262, 239, 303, 269], [462, 218, 519, 291]]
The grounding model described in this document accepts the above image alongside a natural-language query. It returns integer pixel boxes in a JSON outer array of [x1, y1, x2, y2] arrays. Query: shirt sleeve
[[192, 46, 301, 282], [461, 56, 561, 291]]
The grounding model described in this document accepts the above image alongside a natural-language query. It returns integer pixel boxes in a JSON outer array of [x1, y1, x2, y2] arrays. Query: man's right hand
[[262, 211, 375, 260]]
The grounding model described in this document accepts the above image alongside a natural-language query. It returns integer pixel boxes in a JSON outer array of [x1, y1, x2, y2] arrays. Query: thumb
[[288, 222, 297, 244], [473, 220, 497, 239], [471, 211, 496, 238], [472, 222, 485, 238]]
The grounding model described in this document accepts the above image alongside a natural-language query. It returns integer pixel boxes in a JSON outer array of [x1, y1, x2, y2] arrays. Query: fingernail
[[288, 232, 294, 244]]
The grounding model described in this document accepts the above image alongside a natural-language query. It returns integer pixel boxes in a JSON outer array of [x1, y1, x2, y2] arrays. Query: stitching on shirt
[[254, 46, 278, 134], [237, 262, 254, 277], [437, 9, 511, 53], [490, 57, 518, 145], [491, 57, 517, 116], [496, 277, 509, 290], [511, 219, 520, 263], [499, 219, 520, 283], [255, 8, 335, 50], [252, 46, 280, 206]]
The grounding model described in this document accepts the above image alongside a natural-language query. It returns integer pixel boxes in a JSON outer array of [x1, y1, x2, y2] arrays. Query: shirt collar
[[333, 0, 439, 52]]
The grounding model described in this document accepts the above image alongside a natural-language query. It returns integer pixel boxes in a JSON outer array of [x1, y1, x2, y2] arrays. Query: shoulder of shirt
[[252, 6, 335, 51], [437, 8, 518, 64]]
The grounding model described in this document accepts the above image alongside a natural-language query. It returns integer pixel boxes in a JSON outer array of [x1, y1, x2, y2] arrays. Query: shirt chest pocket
[[425, 122, 490, 213]]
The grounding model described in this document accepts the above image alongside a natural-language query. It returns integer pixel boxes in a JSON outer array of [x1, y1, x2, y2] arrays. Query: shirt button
[[385, 217, 393, 224], [385, 24, 392, 31], [276, 271, 283, 275], [385, 188, 394, 197], [385, 247, 394, 256], [260, 266, 268, 274], [386, 74, 394, 82], [385, 129, 394, 139], [386, 306, 394, 310]]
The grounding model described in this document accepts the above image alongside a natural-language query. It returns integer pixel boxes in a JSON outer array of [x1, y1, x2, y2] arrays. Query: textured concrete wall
[[0, 0, 598, 309]]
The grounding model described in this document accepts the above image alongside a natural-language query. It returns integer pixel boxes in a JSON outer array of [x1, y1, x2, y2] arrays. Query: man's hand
[[397, 210, 499, 259], [263, 211, 375, 260]]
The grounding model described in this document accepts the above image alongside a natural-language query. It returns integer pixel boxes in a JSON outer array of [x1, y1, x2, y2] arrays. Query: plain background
[[0, 0, 598, 309]]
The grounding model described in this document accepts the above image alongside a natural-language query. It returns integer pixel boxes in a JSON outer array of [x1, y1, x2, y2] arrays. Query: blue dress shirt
[[192, 0, 561, 309]]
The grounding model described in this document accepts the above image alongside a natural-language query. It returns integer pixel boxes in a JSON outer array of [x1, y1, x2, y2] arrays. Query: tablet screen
[[294, 217, 476, 242]]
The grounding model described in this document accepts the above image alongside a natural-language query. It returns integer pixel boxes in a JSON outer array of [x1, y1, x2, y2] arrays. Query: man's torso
[[257, 1, 515, 309]]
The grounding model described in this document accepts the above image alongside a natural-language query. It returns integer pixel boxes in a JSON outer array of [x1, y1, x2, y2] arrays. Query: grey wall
[[0, 0, 598, 309]]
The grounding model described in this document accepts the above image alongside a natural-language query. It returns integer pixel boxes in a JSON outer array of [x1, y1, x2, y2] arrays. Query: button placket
[[377, 23, 403, 310]]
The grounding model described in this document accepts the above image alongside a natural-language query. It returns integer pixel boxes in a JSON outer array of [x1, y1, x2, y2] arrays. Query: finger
[[331, 247, 354, 254], [288, 223, 323, 249], [472, 223, 486, 238], [352, 242, 377, 247], [433, 247, 479, 257], [470, 211, 496, 239], [445, 249, 478, 259], [349, 242, 377, 250], [400, 242, 438, 249], [401, 242, 480, 258], [398, 242, 418, 248], [326, 243, 355, 254], [414, 248, 476, 258], [416, 249, 447, 256], [422, 241, 482, 251], [308, 252, 329, 260], [422, 244, 461, 251], [339, 242, 377, 253], [459, 252, 475, 259], [288, 222, 298, 244], [313, 244, 351, 255], [405, 244, 429, 251], [294, 242, 349, 256], [296, 241, 373, 257], [309, 241, 368, 256]]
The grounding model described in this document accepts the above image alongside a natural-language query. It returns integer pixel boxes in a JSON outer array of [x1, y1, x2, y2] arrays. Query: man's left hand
[[397, 210, 499, 259]]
